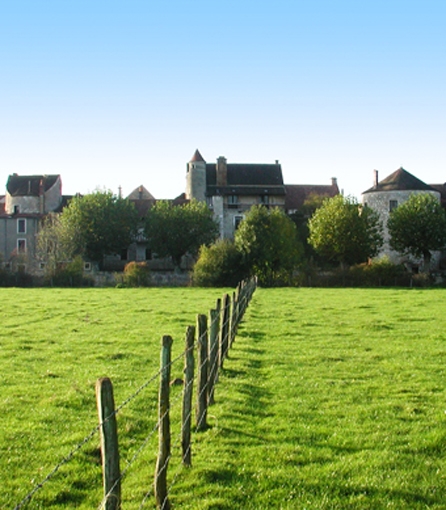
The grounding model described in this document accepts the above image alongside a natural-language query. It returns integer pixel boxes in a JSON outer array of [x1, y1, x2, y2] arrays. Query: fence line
[[13, 277, 257, 509]]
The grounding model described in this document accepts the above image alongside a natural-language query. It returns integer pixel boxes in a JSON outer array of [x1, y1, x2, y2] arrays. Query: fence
[[13, 277, 257, 510]]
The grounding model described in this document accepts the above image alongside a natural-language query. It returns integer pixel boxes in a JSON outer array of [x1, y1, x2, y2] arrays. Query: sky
[[1, 0, 446, 201]]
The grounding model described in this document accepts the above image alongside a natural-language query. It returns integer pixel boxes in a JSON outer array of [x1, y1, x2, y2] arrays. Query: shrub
[[359, 257, 409, 286], [297, 258, 412, 287], [192, 240, 248, 287], [45, 256, 93, 287], [123, 261, 151, 287]]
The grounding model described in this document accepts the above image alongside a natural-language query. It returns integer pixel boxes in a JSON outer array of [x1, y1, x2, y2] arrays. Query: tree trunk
[[423, 251, 432, 273]]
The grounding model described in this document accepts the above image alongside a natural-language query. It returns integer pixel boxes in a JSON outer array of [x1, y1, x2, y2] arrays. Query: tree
[[60, 191, 139, 266], [144, 200, 219, 269], [192, 239, 248, 287], [37, 212, 76, 274], [234, 205, 303, 286], [308, 195, 383, 267], [387, 193, 446, 271], [289, 193, 330, 263]]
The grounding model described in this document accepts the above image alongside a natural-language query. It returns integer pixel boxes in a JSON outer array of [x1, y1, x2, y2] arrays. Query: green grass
[[0, 287, 226, 509], [3, 288, 446, 508]]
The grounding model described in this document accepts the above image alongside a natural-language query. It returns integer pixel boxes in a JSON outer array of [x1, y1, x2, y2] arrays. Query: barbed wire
[[13, 424, 101, 510], [12, 278, 257, 510]]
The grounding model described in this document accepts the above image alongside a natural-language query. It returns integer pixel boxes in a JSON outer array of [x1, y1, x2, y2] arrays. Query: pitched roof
[[363, 168, 436, 194], [285, 182, 339, 211], [6, 174, 60, 196], [206, 163, 285, 195], [127, 185, 155, 201]]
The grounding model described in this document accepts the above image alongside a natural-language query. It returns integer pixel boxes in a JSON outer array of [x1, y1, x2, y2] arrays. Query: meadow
[[2, 287, 446, 508]]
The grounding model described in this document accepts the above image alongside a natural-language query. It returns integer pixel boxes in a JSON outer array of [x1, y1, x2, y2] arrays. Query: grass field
[[2, 287, 446, 509]]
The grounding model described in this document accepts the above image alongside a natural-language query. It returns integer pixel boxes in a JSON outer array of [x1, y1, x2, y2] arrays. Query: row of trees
[[308, 193, 446, 271], [195, 193, 446, 285], [38, 192, 218, 274], [37, 189, 446, 286]]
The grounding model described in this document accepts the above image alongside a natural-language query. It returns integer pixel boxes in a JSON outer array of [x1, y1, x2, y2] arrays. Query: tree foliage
[[387, 193, 446, 270], [37, 213, 77, 275], [192, 239, 248, 287], [289, 193, 331, 262], [144, 200, 219, 268], [60, 191, 139, 265], [234, 205, 303, 286], [308, 195, 383, 267]]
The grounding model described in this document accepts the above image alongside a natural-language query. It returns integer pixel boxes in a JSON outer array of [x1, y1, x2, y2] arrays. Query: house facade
[[362, 167, 442, 269], [186, 149, 338, 238], [0, 174, 65, 273]]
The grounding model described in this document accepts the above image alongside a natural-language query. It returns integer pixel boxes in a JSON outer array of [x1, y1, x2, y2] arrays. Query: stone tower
[[186, 149, 207, 201]]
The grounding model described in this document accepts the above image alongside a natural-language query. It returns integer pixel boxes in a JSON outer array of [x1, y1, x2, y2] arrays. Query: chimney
[[373, 170, 379, 187], [275, 159, 279, 165], [39, 178, 45, 214], [138, 185, 143, 200], [216, 156, 227, 186], [331, 177, 337, 187]]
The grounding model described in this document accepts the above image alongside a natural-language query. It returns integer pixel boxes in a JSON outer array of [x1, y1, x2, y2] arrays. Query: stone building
[[0, 174, 66, 273], [362, 167, 441, 268], [186, 149, 338, 238]]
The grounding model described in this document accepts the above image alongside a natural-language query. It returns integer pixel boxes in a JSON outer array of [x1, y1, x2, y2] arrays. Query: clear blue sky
[[1, 0, 446, 200]]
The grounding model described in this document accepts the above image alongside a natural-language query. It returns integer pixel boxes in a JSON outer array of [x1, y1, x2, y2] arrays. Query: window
[[39, 262, 46, 270], [227, 195, 238, 208], [260, 195, 270, 205], [389, 200, 398, 212], [234, 216, 244, 230], [14, 205, 20, 214], [120, 249, 128, 261], [84, 262, 92, 271], [17, 218, 26, 234], [145, 248, 152, 260], [17, 239, 26, 253]]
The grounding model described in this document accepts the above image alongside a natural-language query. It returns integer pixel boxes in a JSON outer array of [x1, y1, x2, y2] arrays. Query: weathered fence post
[[182, 326, 195, 466], [96, 377, 121, 510], [230, 291, 237, 348], [196, 314, 208, 431], [154, 335, 173, 510], [208, 308, 220, 405], [219, 294, 231, 366]]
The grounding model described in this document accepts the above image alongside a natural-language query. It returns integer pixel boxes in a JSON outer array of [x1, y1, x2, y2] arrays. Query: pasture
[[2, 287, 446, 508]]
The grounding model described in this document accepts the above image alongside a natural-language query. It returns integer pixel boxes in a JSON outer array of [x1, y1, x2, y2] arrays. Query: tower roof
[[190, 149, 205, 163], [363, 167, 436, 194]]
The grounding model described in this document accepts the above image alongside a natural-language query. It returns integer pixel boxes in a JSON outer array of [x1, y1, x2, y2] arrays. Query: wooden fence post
[[154, 335, 173, 510], [96, 377, 121, 510], [219, 294, 230, 367], [196, 314, 208, 431], [230, 291, 237, 348], [182, 326, 195, 466], [208, 308, 220, 405]]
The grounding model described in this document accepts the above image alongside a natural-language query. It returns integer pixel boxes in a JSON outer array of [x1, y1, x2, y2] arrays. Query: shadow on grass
[[304, 481, 440, 507]]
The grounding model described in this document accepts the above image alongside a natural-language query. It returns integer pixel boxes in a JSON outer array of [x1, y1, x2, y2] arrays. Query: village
[[1, 149, 446, 284]]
